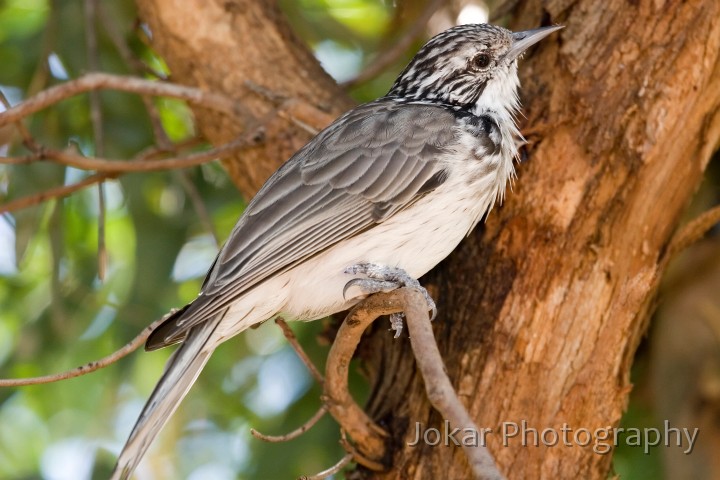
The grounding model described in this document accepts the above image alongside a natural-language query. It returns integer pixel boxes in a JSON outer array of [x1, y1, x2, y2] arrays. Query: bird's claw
[[343, 263, 438, 336], [342, 278, 398, 300], [389, 312, 405, 338]]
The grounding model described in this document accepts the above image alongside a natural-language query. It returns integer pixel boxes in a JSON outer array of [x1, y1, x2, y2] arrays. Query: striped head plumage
[[387, 24, 562, 118]]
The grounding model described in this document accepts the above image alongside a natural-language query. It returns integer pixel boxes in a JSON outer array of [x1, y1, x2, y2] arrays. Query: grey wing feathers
[[146, 101, 457, 350]]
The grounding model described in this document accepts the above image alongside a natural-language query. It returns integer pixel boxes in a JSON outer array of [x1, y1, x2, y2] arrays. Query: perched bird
[[112, 22, 562, 478]]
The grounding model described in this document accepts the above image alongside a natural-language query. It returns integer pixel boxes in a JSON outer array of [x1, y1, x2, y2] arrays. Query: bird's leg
[[343, 263, 437, 337]]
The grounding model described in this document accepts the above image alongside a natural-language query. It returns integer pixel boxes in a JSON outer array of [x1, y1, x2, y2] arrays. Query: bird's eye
[[472, 53, 491, 69]]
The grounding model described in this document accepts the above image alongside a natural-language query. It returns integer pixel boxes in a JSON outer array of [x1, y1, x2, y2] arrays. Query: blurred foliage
[[0, 1, 401, 478], [0, 0, 717, 479]]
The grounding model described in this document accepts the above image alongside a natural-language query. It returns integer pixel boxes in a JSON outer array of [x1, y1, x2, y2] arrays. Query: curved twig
[[0, 316, 165, 387], [323, 288, 504, 479], [338, 430, 385, 472], [299, 453, 353, 480], [663, 204, 720, 267], [250, 405, 328, 443], [0, 172, 116, 214], [275, 318, 325, 385], [323, 293, 405, 469], [0, 72, 249, 128]]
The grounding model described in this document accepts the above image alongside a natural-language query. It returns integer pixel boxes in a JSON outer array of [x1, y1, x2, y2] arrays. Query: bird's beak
[[506, 25, 564, 62]]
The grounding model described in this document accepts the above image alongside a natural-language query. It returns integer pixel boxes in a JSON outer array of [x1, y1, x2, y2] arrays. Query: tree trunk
[[365, 2, 720, 477], [135, 0, 720, 478], [134, 0, 353, 197]]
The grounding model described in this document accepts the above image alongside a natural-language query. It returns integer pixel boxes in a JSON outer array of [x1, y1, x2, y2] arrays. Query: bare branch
[[0, 137, 222, 214], [0, 316, 165, 387], [275, 318, 324, 385], [0, 155, 33, 165], [97, 179, 107, 279], [0, 73, 250, 128], [0, 88, 34, 146], [299, 453, 353, 480], [338, 431, 385, 472], [84, 0, 108, 281], [323, 294, 405, 469], [250, 405, 328, 443], [133, 137, 204, 161], [4, 132, 259, 173], [141, 95, 176, 150], [0, 172, 116, 214], [664, 204, 720, 266], [98, 2, 166, 79], [174, 170, 220, 247], [322, 288, 504, 479], [97, 2, 174, 147], [243, 83, 332, 135], [402, 288, 504, 480], [25, 0, 58, 96], [84, 0, 104, 155]]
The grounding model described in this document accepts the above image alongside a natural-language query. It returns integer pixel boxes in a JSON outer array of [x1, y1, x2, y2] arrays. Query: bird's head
[[387, 23, 562, 116]]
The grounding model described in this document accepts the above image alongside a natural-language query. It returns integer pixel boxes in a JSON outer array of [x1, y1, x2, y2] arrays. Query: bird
[[112, 22, 562, 479]]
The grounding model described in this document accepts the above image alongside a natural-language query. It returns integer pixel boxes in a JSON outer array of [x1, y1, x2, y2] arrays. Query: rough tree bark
[[365, 2, 720, 478], [134, 0, 352, 197], [135, 0, 720, 478]]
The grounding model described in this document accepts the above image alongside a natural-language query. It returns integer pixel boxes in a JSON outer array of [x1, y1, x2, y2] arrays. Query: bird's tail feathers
[[110, 310, 225, 480]]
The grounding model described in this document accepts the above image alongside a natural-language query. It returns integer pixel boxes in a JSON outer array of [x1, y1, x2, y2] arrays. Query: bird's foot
[[343, 263, 437, 337]]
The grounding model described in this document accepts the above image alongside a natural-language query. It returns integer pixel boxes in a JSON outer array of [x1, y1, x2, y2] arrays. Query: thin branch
[[275, 318, 324, 385], [0, 73, 250, 128], [97, 2, 166, 79], [0, 89, 34, 146], [84, 0, 107, 281], [84, 0, 103, 155], [663, 204, 720, 267], [323, 288, 504, 479], [173, 170, 220, 247], [243, 80, 287, 105], [243, 81, 334, 134], [250, 405, 328, 442], [324, 294, 404, 469], [26, 0, 58, 96], [97, 2, 174, 147], [299, 453, 353, 480], [133, 137, 204, 161], [0, 172, 116, 214], [338, 431, 385, 472], [0, 156, 33, 165], [0, 316, 165, 387], [401, 288, 504, 480], [6, 132, 260, 173], [1, 118, 261, 214], [0, 138, 210, 214], [97, 179, 107, 279], [142, 96, 176, 150], [341, 0, 443, 88]]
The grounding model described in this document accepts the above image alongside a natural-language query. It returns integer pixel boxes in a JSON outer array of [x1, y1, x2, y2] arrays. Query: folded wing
[[146, 101, 458, 349]]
